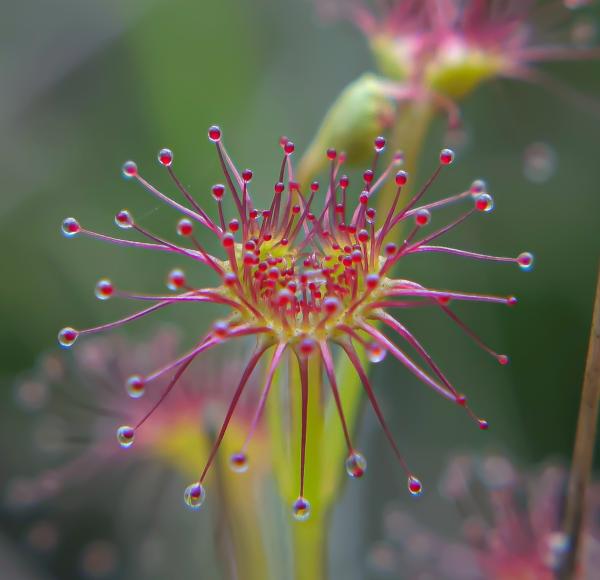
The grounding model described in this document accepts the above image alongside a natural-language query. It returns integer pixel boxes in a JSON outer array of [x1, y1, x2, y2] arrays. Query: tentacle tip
[[439, 148, 455, 165], [478, 419, 489, 431], [229, 452, 249, 474], [517, 252, 534, 271], [158, 148, 173, 167], [184, 482, 206, 510], [292, 496, 311, 521], [407, 475, 423, 496], [58, 327, 79, 348], [61, 217, 81, 237], [95, 279, 114, 301], [497, 354, 510, 366], [345, 451, 367, 479], [121, 160, 138, 179], [116, 425, 135, 448], [474, 193, 494, 212], [115, 210, 134, 229], [208, 125, 222, 143], [125, 375, 145, 399]]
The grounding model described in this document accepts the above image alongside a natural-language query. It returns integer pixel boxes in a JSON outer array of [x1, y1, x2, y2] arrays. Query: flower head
[[369, 455, 600, 579], [317, 0, 600, 101], [60, 126, 530, 519]]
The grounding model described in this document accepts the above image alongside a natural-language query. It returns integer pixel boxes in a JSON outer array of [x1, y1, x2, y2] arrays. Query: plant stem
[[557, 264, 600, 580]]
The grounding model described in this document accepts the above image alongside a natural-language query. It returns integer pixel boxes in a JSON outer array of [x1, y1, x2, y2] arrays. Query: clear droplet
[[523, 142, 557, 184], [115, 210, 134, 229], [229, 452, 249, 473], [184, 482, 206, 510], [126, 375, 145, 399], [158, 148, 173, 167], [61, 217, 80, 237], [439, 148, 454, 165], [167, 268, 186, 290], [414, 209, 431, 227], [345, 451, 367, 479], [116, 426, 135, 448], [58, 327, 79, 348], [292, 496, 311, 521], [517, 252, 534, 271], [367, 342, 387, 363], [407, 476, 423, 496], [122, 161, 138, 178], [95, 279, 114, 300], [474, 193, 494, 213]]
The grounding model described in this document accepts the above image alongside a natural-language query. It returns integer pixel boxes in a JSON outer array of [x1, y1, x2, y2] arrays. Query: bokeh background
[[2, 0, 600, 578]]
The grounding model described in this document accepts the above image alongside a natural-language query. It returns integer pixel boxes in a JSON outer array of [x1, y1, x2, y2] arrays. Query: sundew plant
[[5, 1, 598, 579]]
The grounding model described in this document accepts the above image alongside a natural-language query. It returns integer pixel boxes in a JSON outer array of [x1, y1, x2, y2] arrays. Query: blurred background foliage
[[1, 0, 600, 578]]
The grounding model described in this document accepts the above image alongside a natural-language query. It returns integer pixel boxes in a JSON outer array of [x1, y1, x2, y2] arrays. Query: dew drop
[[374, 136, 386, 152], [497, 354, 509, 366], [61, 217, 80, 237], [292, 497, 311, 521], [478, 419, 489, 430], [184, 482, 206, 510], [469, 179, 486, 196], [414, 209, 431, 227], [126, 375, 145, 399], [439, 148, 454, 165], [229, 452, 249, 473], [367, 342, 387, 363], [474, 193, 494, 213], [116, 426, 135, 448], [407, 476, 423, 496], [158, 148, 173, 167], [121, 161, 138, 178], [177, 218, 193, 237], [95, 279, 114, 300], [167, 268, 186, 290], [517, 252, 534, 271], [115, 210, 134, 229], [523, 142, 557, 184], [58, 327, 79, 348], [208, 125, 221, 142], [345, 452, 367, 479], [212, 184, 225, 200], [395, 171, 408, 186]]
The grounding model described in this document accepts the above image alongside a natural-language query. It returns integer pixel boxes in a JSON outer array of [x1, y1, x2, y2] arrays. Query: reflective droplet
[[523, 142, 557, 184], [167, 268, 186, 290], [61, 217, 80, 237], [439, 148, 454, 165], [474, 193, 494, 213], [414, 209, 431, 227], [158, 148, 173, 167], [177, 218, 193, 237], [229, 452, 249, 473], [95, 279, 114, 300], [345, 451, 367, 479], [407, 476, 423, 496], [122, 161, 138, 178], [208, 125, 221, 142], [478, 419, 489, 430], [126, 375, 145, 399], [497, 354, 509, 366], [517, 251, 534, 271], [115, 210, 134, 229], [116, 426, 135, 448], [184, 482, 206, 510], [470, 179, 486, 196], [58, 327, 79, 348], [367, 342, 387, 363], [292, 496, 311, 521]]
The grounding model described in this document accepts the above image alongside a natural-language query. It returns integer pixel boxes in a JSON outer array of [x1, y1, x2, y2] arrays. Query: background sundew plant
[[1, 1, 600, 580]]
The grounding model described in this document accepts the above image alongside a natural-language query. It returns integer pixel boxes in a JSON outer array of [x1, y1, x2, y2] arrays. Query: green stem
[[291, 513, 327, 580]]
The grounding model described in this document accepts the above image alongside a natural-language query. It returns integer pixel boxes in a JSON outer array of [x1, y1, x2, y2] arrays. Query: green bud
[[297, 73, 396, 184]]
